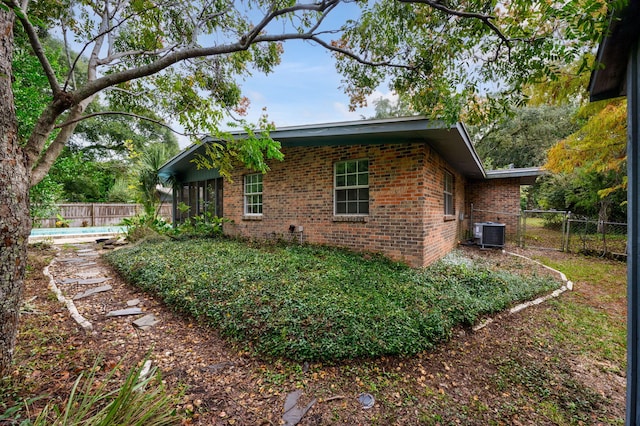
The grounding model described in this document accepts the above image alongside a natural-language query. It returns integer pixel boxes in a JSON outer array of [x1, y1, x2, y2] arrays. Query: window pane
[[334, 159, 369, 215], [445, 194, 453, 215]]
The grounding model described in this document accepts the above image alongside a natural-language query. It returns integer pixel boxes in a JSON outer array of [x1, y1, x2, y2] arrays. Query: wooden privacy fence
[[37, 203, 173, 228]]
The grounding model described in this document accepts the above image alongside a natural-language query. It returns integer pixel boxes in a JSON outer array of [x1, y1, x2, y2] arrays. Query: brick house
[[158, 117, 541, 267]]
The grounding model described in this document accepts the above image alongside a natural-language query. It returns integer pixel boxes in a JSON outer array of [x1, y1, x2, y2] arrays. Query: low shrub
[[121, 212, 228, 242], [120, 213, 172, 242], [2, 357, 180, 426], [105, 240, 559, 361]]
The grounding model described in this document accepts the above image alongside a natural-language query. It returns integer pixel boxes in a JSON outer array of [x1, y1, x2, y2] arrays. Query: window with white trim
[[444, 170, 454, 216], [244, 173, 263, 215], [335, 159, 369, 215]]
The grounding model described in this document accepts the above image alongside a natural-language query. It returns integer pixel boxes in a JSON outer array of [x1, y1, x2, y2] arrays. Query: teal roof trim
[[158, 117, 536, 183]]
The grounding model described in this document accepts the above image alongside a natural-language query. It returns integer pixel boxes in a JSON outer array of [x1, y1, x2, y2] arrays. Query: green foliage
[[537, 172, 627, 222], [544, 98, 627, 204], [29, 175, 63, 226], [121, 211, 227, 242], [131, 143, 175, 214], [170, 212, 229, 239], [107, 178, 137, 203], [336, 0, 615, 124], [30, 358, 180, 426], [191, 114, 283, 179], [473, 105, 580, 169], [12, 35, 66, 145], [43, 149, 125, 202], [106, 241, 559, 361], [120, 213, 173, 243], [72, 105, 180, 161], [55, 214, 70, 228], [369, 95, 416, 119]]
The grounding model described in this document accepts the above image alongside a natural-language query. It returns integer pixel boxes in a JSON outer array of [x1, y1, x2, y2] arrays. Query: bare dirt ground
[[3, 242, 626, 425]]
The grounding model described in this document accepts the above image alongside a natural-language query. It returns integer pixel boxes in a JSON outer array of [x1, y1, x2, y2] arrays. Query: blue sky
[[210, 2, 397, 143], [234, 40, 395, 129]]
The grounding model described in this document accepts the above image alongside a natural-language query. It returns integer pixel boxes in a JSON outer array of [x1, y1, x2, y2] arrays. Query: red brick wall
[[223, 143, 466, 267], [466, 178, 521, 241]]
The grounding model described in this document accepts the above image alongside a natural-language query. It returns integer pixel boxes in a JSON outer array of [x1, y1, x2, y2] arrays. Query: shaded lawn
[[105, 238, 560, 361]]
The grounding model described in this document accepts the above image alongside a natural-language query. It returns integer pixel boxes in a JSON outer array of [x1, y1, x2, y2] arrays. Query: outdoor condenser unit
[[473, 222, 506, 249]]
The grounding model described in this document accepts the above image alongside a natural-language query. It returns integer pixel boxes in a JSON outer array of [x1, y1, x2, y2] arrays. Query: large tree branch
[[4, 0, 61, 95], [64, 0, 161, 90], [398, 0, 512, 51], [54, 110, 201, 138], [23, 1, 344, 178], [241, 0, 340, 47], [96, 45, 179, 65], [30, 101, 90, 186], [309, 36, 416, 71]]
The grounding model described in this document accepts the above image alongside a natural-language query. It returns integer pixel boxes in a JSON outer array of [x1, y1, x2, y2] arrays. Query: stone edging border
[[42, 248, 93, 332], [472, 250, 573, 332]]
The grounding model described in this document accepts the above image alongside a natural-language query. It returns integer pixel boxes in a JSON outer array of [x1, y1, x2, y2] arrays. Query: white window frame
[[244, 173, 263, 215], [334, 159, 369, 215], [444, 170, 454, 216]]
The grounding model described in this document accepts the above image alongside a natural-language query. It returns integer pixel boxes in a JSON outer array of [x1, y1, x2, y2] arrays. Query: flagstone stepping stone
[[76, 270, 104, 279], [282, 389, 316, 426], [132, 314, 159, 330], [77, 262, 98, 267], [76, 249, 94, 253], [58, 278, 79, 285], [58, 258, 86, 263], [73, 285, 113, 300], [77, 277, 110, 285], [78, 252, 99, 257], [106, 307, 143, 317], [126, 299, 140, 307]]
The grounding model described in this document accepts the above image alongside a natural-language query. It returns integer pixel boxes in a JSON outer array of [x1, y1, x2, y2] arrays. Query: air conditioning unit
[[473, 222, 506, 249]]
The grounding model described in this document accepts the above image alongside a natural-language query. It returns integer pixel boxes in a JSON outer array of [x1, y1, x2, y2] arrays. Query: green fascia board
[[158, 117, 488, 182]]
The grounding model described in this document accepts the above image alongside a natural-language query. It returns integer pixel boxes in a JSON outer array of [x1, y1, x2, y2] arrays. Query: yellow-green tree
[[544, 98, 627, 221]]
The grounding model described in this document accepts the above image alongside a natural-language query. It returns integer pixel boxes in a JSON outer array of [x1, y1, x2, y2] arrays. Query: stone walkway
[[44, 241, 160, 334]]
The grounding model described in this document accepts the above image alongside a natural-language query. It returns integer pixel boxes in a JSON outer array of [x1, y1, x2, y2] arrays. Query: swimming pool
[[30, 225, 125, 237]]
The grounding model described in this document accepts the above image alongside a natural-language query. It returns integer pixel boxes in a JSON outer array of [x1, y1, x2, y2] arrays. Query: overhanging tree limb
[[3, 0, 61, 95]]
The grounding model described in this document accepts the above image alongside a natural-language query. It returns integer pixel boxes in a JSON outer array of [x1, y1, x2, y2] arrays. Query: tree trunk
[[0, 9, 30, 375]]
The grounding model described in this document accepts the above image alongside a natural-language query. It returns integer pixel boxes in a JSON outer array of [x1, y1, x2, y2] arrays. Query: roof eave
[[484, 167, 547, 185], [589, 0, 640, 101]]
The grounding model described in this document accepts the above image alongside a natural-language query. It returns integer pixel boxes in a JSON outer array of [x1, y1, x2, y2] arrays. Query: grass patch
[[105, 239, 560, 361], [534, 256, 626, 369]]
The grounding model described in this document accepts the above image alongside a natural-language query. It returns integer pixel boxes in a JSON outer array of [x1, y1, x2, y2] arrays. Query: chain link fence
[[565, 217, 627, 258], [472, 206, 627, 258], [521, 210, 569, 251]]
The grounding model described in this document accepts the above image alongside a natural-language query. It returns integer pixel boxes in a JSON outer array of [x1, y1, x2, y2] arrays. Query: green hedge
[[105, 239, 558, 361]]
